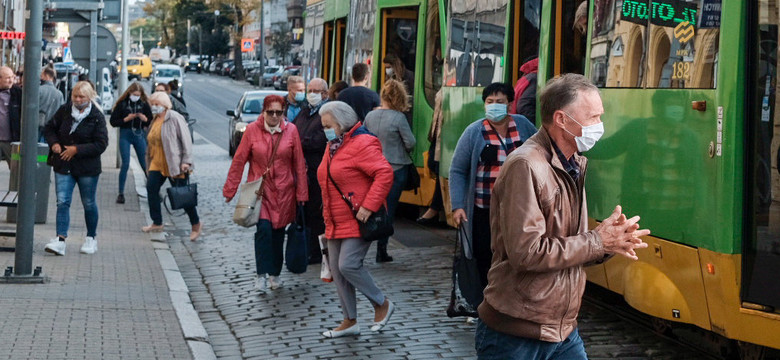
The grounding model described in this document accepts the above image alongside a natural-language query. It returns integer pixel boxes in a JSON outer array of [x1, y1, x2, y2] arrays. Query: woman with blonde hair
[[363, 79, 416, 262], [142, 91, 201, 241], [110, 81, 153, 204], [43, 81, 108, 256]]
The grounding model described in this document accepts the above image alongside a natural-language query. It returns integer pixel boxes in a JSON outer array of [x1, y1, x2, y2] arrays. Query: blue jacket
[[448, 114, 537, 256]]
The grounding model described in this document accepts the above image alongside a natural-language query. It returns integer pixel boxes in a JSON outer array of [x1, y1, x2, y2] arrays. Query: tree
[[271, 23, 293, 65], [143, 0, 176, 46], [207, 0, 261, 80]]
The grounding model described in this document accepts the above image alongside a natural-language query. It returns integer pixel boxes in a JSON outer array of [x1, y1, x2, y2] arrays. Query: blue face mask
[[324, 128, 338, 142], [294, 92, 305, 103], [485, 103, 508, 122]]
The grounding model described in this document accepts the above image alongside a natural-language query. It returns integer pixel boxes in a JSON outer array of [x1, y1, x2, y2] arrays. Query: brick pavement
[[0, 130, 193, 360], [161, 134, 708, 359]]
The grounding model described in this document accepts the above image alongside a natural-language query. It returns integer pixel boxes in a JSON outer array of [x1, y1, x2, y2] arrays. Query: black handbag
[[166, 175, 198, 210], [285, 205, 308, 274], [327, 158, 394, 242], [447, 225, 481, 318], [402, 163, 420, 191]]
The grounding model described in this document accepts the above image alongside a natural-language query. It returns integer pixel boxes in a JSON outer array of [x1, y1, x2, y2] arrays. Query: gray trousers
[[328, 237, 386, 320], [0, 141, 11, 169]]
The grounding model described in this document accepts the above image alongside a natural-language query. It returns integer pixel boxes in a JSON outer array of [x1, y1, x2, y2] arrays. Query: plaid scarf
[[475, 119, 523, 208]]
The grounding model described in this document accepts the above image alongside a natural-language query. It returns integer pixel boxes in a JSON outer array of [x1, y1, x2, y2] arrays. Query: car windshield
[[127, 59, 140, 66], [242, 96, 266, 114], [156, 69, 180, 77], [265, 67, 278, 74]]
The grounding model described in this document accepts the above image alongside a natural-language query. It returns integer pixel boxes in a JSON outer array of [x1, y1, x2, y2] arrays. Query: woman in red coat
[[223, 95, 308, 292], [317, 101, 395, 338]]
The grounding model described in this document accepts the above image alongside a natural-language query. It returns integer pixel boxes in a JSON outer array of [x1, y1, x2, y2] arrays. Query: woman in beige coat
[[141, 91, 202, 240]]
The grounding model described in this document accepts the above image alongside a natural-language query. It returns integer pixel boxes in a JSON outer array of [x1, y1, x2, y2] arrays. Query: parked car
[[264, 66, 283, 87], [152, 64, 184, 95], [276, 66, 301, 90], [208, 59, 221, 73], [248, 65, 279, 87], [226, 90, 287, 156], [185, 58, 202, 73], [100, 68, 115, 114], [220, 60, 235, 76], [235, 61, 260, 79]]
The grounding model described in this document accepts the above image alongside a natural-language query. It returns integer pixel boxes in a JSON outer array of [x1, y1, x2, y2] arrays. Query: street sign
[[241, 39, 254, 53], [62, 46, 73, 65], [44, 0, 121, 23], [70, 25, 117, 71]]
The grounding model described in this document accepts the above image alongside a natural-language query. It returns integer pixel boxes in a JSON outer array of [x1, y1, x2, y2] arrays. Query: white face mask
[[129, 94, 141, 102], [562, 111, 604, 152], [151, 105, 165, 115], [307, 92, 322, 106], [385, 68, 394, 76]]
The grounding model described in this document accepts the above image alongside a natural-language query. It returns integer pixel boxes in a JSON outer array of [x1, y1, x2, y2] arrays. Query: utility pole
[[119, 0, 129, 93], [186, 18, 191, 57], [89, 9, 97, 84], [1, 0, 7, 66], [5, 0, 46, 283], [258, 0, 264, 83]]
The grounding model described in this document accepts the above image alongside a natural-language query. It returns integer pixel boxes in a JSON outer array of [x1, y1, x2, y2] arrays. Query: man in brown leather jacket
[[475, 74, 650, 359]]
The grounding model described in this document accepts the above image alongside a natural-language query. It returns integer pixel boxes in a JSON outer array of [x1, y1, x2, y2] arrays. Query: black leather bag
[[447, 225, 481, 318], [402, 163, 420, 191], [327, 158, 394, 242], [166, 176, 198, 210]]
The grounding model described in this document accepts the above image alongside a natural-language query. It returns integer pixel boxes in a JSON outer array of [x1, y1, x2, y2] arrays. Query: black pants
[[147, 171, 199, 226], [472, 206, 493, 298]]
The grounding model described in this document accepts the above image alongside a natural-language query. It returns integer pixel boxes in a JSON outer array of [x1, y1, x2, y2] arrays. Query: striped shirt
[[475, 119, 524, 208]]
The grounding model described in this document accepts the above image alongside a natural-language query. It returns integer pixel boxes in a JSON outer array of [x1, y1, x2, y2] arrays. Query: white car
[[100, 68, 114, 114], [152, 64, 184, 94]]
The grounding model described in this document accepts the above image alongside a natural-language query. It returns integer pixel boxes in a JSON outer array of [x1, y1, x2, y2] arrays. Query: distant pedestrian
[[142, 91, 202, 241], [0, 66, 22, 168], [154, 83, 189, 121], [168, 80, 185, 106], [475, 74, 650, 360], [110, 82, 153, 204], [382, 54, 414, 97], [285, 75, 306, 121], [293, 78, 329, 265], [317, 101, 394, 338], [417, 89, 445, 225], [43, 81, 108, 256], [449, 82, 537, 308], [363, 79, 416, 263], [39, 66, 65, 141], [337, 63, 380, 121], [511, 57, 538, 121], [224, 94, 308, 292], [328, 80, 348, 101]]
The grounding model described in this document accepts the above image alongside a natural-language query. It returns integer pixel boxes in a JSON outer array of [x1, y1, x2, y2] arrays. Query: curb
[[130, 156, 217, 360]]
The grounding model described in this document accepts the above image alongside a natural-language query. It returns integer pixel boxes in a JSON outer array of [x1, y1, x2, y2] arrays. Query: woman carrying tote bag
[[223, 94, 308, 292]]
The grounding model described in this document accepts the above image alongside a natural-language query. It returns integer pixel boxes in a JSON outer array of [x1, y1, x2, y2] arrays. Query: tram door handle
[[692, 101, 707, 112]]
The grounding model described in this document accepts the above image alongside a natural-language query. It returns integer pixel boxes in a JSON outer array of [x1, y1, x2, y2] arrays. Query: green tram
[[303, 0, 780, 354], [302, 0, 445, 207]]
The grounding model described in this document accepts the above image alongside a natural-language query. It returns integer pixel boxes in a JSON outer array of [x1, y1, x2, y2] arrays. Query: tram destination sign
[[621, 0, 698, 28]]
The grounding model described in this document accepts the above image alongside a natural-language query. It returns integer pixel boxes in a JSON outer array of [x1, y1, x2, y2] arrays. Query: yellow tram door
[[333, 18, 347, 83], [322, 22, 334, 83]]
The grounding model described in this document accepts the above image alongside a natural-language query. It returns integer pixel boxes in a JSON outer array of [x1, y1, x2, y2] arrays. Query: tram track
[[583, 284, 726, 360]]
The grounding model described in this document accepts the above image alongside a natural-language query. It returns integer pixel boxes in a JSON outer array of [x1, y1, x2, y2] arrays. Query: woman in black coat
[[110, 81, 152, 204], [43, 81, 109, 256]]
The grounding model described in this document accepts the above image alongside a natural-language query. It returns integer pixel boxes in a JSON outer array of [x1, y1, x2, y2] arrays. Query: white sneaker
[[80, 236, 97, 254], [254, 275, 268, 292], [44, 238, 66, 256], [268, 276, 283, 290]]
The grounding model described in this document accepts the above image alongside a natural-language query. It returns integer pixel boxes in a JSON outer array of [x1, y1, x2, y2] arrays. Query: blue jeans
[[146, 171, 200, 226], [475, 321, 587, 360], [378, 166, 408, 248], [118, 127, 148, 194], [55, 173, 99, 238], [255, 219, 286, 276]]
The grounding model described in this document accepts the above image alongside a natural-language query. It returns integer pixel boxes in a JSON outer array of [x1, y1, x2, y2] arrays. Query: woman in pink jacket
[[317, 101, 395, 338], [223, 95, 308, 292]]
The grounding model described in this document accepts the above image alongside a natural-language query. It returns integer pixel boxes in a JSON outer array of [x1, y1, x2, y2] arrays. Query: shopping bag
[[319, 235, 333, 283], [447, 225, 481, 318], [285, 205, 308, 274]]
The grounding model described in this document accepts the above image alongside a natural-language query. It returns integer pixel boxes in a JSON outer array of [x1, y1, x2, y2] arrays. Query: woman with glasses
[[223, 94, 308, 292]]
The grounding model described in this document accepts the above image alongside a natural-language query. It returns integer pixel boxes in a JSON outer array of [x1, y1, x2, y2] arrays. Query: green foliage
[[271, 23, 293, 64]]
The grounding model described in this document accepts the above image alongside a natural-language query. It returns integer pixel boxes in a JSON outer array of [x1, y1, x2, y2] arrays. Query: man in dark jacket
[[293, 77, 329, 264], [0, 66, 22, 168]]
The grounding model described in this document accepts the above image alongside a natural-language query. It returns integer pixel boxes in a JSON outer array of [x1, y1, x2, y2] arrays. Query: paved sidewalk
[[0, 130, 193, 360]]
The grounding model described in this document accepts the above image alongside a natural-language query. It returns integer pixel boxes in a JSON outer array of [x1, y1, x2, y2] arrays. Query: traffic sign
[[62, 46, 73, 65], [241, 38, 254, 53], [70, 25, 117, 71]]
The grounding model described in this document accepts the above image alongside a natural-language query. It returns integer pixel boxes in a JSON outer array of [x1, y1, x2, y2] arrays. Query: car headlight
[[235, 122, 248, 132]]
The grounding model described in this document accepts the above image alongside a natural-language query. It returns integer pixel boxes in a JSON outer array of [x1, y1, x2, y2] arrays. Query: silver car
[[153, 64, 184, 95], [226, 90, 287, 156]]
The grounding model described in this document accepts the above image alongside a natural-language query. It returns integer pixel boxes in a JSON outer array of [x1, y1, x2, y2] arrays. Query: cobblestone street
[[156, 131, 709, 359]]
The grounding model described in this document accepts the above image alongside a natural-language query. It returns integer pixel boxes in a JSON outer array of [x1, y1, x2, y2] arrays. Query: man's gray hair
[[288, 75, 305, 86], [540, 73, 599, 125], [319, 101, 358, 132], [308, 77, 328, 90]]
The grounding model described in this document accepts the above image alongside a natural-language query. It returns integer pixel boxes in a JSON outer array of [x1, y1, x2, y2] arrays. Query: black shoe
[[416, 215, 438, 226], [376, 251, 393, 263], [116, 194, 125, 204]]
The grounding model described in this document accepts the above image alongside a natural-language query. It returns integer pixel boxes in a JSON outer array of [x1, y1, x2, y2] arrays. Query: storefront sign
[[699, 0, 721, 28], [0, 31, 25, 40], [621, 0, 699, 28]]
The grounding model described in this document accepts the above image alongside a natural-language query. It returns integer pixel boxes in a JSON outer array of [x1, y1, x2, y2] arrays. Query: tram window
[[556, 1, 588, 75], [423, 0, 443, 106], [589, 0, 646, 88], [444, 0, 507, 87]]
